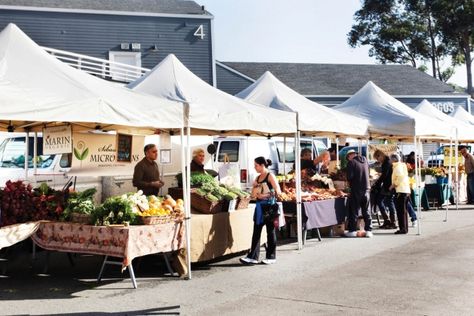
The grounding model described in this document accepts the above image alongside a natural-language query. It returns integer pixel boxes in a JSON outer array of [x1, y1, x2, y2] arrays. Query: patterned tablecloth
[[31, 221, 184, 269]]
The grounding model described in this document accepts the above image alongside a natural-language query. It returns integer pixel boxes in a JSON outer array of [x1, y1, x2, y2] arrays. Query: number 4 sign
[[194, 25, 205, 39]]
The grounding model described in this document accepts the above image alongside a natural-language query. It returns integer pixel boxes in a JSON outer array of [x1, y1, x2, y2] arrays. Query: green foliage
[[62, 188, 97, 220], [348, 0, 454, 82], [205, 193, 219, 202], [224, 192, 238, 201], [92, 196, 136, 225]]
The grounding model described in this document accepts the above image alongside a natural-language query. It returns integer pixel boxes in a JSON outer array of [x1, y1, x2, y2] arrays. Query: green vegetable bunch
[[62, 188, 97, 220], [92, 196, 136, 225]]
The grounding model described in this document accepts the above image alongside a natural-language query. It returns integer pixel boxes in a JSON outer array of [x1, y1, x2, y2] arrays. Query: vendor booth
[[0, 24, 188, 288], [334, 81, 453, 234], [236, 71, 369, 245], [128, 54, 297, 274]]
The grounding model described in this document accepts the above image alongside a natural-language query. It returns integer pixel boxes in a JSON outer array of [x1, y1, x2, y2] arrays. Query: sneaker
[[344, 231, 357, 237], [262, 258, 276, 265], [239, 257, 258, 264], [412, 220, 418, 227], [365, 231, 373, 238]]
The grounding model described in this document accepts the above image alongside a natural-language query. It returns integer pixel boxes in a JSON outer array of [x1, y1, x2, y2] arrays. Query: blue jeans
[[407, 199, 417, 221], [376, 194, 396, 223]]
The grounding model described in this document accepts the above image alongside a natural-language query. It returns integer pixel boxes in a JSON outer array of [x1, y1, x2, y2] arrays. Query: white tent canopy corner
[[334, 81, 452, 140], [235, 71, 369, 137], [0, 23, 184, 134]]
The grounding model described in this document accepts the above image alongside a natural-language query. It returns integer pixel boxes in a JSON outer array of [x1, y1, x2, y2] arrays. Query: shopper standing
[[240, 156, 281, 265], [372, 150, 397, 229], [345, 149, 373, 237], [460, 146, 474, 204], [390, 153, 410, 234]]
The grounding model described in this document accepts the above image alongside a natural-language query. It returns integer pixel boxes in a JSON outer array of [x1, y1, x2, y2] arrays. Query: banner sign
[[444, 147, 462, 167], [42, 125, 72, 155], [69, 132, 145, 176]]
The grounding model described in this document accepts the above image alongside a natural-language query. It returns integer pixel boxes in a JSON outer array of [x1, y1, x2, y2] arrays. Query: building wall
[[216, 64, 253, 95], [0, 9, 213, 83]]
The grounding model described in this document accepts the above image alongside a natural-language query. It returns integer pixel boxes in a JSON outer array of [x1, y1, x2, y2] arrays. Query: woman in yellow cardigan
[[389, 153, 410, 234]]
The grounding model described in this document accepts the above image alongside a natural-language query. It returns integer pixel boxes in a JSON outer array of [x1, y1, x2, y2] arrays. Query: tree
[[348, 0, 453, 81], [432, 0, 474, 96]]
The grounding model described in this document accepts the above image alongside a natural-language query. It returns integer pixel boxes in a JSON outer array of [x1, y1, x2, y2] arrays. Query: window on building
[[108, 51, 142, 82]]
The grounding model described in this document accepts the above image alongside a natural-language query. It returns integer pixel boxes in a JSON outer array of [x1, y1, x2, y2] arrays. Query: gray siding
[[0, 9, 213, 83], [216, 64, 253, 95]]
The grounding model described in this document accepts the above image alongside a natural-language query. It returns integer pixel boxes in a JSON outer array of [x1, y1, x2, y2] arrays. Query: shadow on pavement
[[33, 305, 181, 315]]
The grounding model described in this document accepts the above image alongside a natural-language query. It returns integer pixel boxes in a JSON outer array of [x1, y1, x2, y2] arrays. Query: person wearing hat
[[345, 149, 373, 237]]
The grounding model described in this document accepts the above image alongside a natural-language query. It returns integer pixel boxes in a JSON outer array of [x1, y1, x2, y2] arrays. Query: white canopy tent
[[334, 81, 452, 139], [128, 54, 297, 276], [450, 106, 474, 126], [414, 99, 474, 141], [236, 71, 369, 137], [235, 71, 369, 248], [334, 81, 453, 235], [128, 54, 296, 136], [0, 24, 187, 288], [414, 99, 471, 217], [0, 24, 183, 133]]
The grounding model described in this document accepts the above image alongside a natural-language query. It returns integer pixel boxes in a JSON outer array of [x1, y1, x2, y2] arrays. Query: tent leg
[[185, 125, 192, 280], [414, 136, 421, 236], [295, 130, 303, 250]]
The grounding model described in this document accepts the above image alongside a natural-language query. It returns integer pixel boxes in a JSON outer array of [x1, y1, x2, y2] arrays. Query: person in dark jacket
[[372, 150, 397, 229], [345, 149, 373, 237]]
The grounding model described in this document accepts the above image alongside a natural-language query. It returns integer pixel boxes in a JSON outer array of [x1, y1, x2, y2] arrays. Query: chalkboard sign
[[117, 134, 133, 162]]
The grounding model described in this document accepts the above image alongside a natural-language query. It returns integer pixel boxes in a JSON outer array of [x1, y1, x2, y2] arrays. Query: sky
[[197, 0, 467, 88]]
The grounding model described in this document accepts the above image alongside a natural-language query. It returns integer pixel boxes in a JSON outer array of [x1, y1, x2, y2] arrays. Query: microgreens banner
[[69, 132, 144, 176]]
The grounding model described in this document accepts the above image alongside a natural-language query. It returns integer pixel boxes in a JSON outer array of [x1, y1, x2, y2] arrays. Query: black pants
[[395, 193, 409, 233], [247, 222, 277, 260], [347, 191, 372, 232]]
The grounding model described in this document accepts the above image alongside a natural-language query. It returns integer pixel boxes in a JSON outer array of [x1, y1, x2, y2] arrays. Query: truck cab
[[0, 135, 103, 200], [427, 145, 472, 167]]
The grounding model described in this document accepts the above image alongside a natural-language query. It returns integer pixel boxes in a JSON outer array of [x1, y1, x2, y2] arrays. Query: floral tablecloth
[[31, 221, 184, 270], [0, 221, 42, 250]]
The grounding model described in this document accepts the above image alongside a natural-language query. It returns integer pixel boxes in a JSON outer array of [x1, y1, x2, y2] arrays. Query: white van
[[0, 136, 104, 201], [212, 137, 328, 189]]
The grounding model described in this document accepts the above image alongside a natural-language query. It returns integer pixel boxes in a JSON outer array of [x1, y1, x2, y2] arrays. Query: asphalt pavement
[[1, 205, 474, 315]]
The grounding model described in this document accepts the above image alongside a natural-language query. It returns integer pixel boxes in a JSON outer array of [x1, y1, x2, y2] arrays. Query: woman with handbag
[[240, 157, 281, 265]]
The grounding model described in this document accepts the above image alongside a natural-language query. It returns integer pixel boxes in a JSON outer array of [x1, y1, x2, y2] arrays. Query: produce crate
[[70, 213, 92, 224], [139, 215, 174, 225], [236, 196, 251, 209], [191, 191, 224, 214]]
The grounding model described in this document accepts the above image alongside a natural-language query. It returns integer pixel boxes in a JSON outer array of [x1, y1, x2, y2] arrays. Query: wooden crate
[[191, 192, 224, 214]]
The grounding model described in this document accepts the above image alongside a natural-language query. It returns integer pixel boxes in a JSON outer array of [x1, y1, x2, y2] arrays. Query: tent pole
[[33, 132, 38, 178], [182, 102, 192, 280], [25, 131, 29, 180], [455, 129, 459, 211], [336, 137, 339, 167], [283, 136, 286, 176], [179, 127, 189, 278], [414, 136, 421, 236], [445, 132, 454, 221], [246, 136, 250, 186], [185, 124, 192, 280], [295, 129, 303, 250]]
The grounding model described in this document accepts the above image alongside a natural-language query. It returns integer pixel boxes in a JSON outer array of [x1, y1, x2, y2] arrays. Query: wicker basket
[[236, 196, 251, 209], [191, 192, 224, 214], [139, 215, 174, 225], [70, 212, 92, 224]]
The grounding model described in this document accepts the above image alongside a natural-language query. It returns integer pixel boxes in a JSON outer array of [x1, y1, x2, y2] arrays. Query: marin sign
[[42, 125, 72, 155]]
